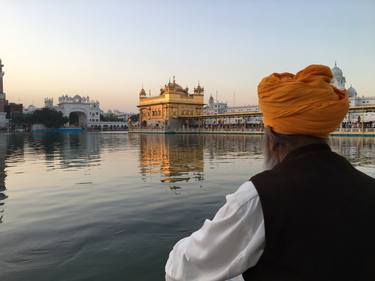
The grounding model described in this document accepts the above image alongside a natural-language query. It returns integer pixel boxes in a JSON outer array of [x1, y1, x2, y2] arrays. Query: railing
[[175, 127, 264, 133], [129, 128, 168, 133], [130, 126, 375, 136], [334, 128, 375, 133]]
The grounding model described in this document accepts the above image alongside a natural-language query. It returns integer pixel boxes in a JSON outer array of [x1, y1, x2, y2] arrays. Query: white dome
[[73, 95, 82, 102], [332, 64, 343, 77], [347, 85, 357, 98]]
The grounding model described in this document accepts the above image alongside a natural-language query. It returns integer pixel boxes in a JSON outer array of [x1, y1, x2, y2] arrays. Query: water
[[0, 133, 374, 281]]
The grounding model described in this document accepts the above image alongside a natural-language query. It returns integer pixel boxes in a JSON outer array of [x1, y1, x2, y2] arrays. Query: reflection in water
[[138, 134, 375, 181], [0, 132, 106, 224], [1, 133, 372, 224], [29, 133, 101, 170], [329, 137, 375, 166], [0, 135, 6, 223], [139, 134, 204, 182], [203, 134, 264, 160], [0, 133, 374, 224], [0, 133, 374, 281], [137, 134, 375, 183]]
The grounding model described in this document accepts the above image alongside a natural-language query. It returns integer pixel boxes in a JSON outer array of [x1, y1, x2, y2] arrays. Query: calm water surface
[[0, 133, 374, 281]]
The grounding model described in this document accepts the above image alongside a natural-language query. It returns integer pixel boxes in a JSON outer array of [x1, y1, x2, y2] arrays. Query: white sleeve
[[165, 181, 265, 281]]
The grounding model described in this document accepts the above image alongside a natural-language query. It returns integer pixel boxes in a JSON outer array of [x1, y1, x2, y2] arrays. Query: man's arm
[[165, 181, 265, 281]]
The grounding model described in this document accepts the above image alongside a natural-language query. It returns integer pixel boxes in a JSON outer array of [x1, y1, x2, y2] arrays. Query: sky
[[1, 0, 374, 112]]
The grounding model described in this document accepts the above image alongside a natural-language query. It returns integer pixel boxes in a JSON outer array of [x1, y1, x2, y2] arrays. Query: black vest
[[243, 143, 375, 281]]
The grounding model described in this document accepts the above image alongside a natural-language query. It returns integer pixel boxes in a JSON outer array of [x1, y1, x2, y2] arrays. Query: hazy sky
[[1, 0, 374, 112]]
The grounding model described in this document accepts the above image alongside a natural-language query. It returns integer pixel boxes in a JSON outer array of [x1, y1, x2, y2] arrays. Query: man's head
[[258, 64, 349, 169]]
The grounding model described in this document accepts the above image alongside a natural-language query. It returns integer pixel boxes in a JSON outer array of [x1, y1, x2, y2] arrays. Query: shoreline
[[2, 129, 375, 137], [128, 129, 375, 137]]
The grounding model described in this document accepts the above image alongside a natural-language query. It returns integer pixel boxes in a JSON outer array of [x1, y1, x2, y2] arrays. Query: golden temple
[[137, 76, 204, 129]]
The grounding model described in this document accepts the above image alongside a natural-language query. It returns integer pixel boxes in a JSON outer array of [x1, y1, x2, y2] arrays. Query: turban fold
[[258, 64, 349, 138]]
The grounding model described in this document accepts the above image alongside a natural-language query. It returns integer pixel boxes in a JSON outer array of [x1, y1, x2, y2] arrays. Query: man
[[165, 65, 375, 281]]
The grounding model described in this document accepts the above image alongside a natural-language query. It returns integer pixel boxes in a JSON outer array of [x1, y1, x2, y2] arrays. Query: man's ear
[[269, 139, 280, 154], [270, 140, 284, 161]]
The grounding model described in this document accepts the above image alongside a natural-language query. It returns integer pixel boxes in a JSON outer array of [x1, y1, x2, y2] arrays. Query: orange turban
[[258, 64, 349, 138]]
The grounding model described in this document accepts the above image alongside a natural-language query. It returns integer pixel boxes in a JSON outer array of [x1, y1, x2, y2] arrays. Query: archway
[[69, 111, 87, 128]]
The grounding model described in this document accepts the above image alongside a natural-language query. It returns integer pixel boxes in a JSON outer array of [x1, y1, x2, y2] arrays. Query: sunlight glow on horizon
[[1, 0, 374, 112]]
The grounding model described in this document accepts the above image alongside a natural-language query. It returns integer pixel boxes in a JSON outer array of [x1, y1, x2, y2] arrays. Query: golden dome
[[139, 88, 147, 97], [163, 76, 188, 95]]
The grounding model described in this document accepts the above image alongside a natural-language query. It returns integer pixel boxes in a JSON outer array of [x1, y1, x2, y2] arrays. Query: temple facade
[[137, 77, 204, 129]]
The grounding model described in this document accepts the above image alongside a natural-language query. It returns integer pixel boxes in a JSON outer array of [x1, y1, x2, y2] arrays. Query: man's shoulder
[[250, 165, 288, 187], [249, 160, 304, 199], [225, 181, 260, 210]]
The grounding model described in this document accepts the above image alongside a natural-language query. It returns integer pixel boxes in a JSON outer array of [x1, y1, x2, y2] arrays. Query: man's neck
[[279, 140, 328, 162]]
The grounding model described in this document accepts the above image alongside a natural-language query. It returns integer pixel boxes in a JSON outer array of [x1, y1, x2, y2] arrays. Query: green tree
[[31, 108, 68, 128], [10, 112, 27, 126]]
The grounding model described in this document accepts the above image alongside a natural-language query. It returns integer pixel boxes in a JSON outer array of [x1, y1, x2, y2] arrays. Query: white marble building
[[44, 95, 131, 129], [331, 63, 375, 107], [227, 105, 259, 113], [332, 63, 375, 124], [346, 85, 375, 107], [331, 62, 346, 90], [204, 95, 228, 114], [52, 95, 101, 128]]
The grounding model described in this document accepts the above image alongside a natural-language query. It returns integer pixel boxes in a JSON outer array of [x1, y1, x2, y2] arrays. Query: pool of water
[[0, 133, 374, 281]]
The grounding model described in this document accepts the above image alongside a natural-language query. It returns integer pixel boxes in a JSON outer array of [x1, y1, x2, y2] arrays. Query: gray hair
[[263, 127, 326, 170]]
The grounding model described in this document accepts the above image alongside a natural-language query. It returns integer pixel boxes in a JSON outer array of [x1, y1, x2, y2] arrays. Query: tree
[[10, 112, 28, 126], [31, 108, 68, 128]]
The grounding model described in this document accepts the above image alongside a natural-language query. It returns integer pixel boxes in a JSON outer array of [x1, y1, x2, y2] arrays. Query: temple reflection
[[0, 133, 373, 226], [203, 135, 264, 161], [0, 135, 9, 223], [138, 134, 375, 183], [329, 137, 375, 166], [139, 134, 204, 182]]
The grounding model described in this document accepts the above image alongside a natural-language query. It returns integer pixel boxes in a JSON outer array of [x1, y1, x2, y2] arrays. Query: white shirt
[[165, 181, 265, 281]]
